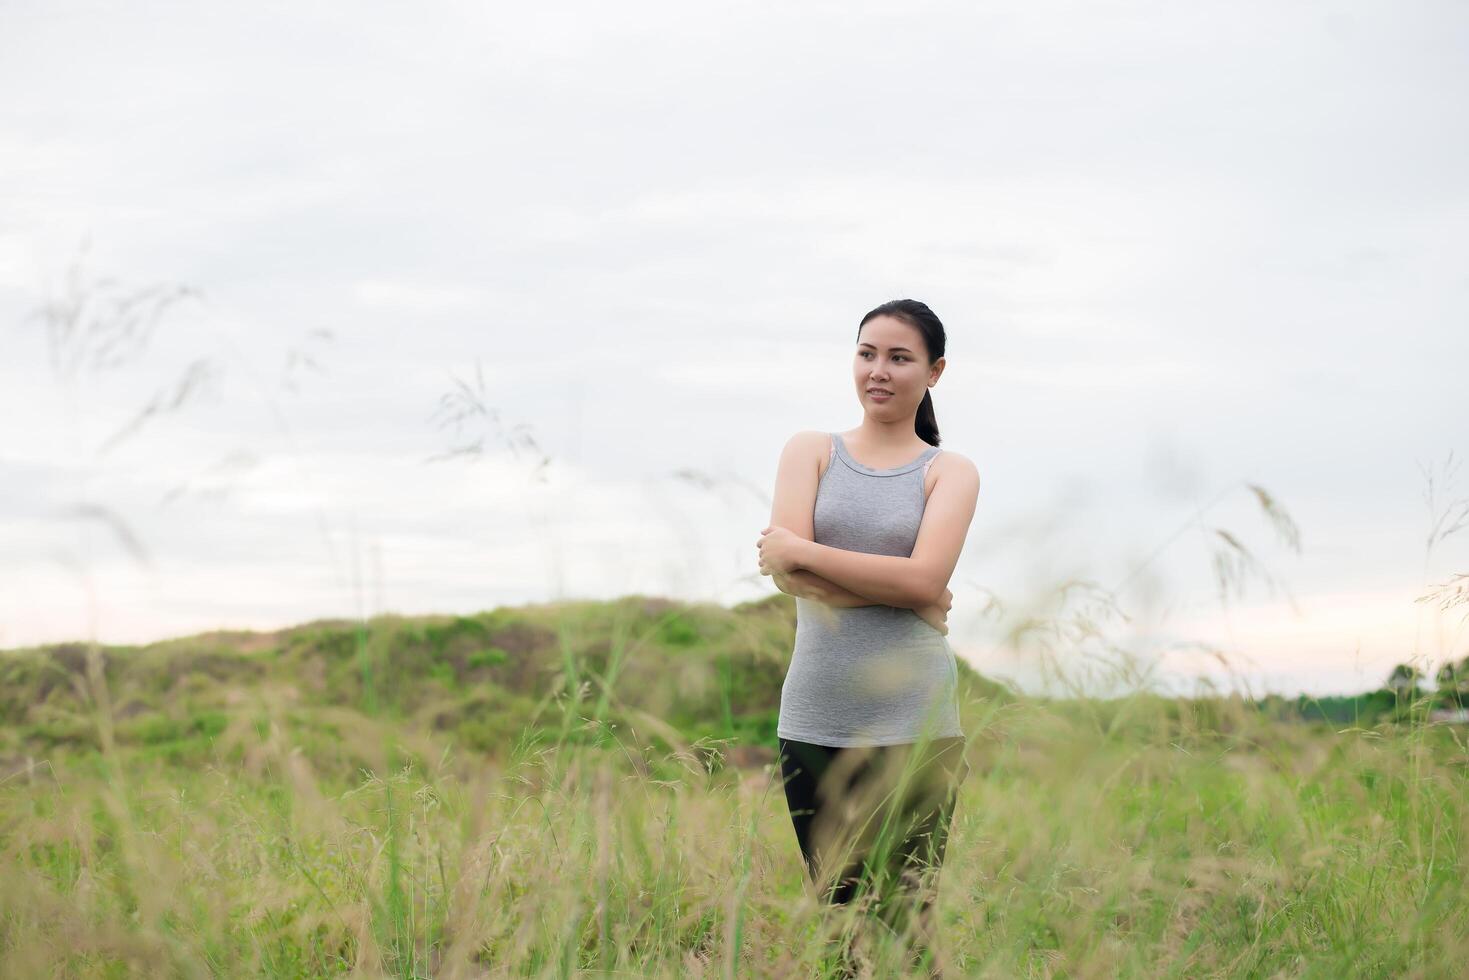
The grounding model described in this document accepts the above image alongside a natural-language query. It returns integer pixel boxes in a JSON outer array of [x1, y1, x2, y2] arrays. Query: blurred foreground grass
[[2, 595, 1466, 977]]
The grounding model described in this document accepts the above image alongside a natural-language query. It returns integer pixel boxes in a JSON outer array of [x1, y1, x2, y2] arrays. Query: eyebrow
[[858, 342, 915, 353]]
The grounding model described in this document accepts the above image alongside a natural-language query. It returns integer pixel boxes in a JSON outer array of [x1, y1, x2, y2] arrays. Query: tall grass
[[5, 640, 1468, 976]]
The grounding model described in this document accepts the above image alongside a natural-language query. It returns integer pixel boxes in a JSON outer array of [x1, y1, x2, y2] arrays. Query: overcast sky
[[2, 0, 1465, 698]]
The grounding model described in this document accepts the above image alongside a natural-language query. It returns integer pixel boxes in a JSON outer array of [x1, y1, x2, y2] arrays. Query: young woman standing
[[755, 299, 981, 975]]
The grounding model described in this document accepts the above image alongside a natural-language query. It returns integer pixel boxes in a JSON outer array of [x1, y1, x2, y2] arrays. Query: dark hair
[[857, 298, 947, 447]]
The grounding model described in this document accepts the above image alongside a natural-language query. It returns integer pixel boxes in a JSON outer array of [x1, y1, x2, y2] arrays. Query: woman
[[756, 299, 981, 974]]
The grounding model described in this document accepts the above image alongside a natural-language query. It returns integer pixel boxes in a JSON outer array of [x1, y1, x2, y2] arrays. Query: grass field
[[2, 600, 1466, 978]]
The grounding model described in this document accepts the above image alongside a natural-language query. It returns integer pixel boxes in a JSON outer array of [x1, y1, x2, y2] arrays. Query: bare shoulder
[[932, 448, 980, 488], [790, 429, 829, 447], [783, 429, 831, 464], [773, 430, 831, 481]]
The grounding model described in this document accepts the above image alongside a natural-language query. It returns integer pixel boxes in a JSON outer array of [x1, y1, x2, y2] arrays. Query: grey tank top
[[777, 432, 965, 747]]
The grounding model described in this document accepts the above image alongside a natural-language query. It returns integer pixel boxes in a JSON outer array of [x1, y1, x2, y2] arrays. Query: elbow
[[774, 572, 810, 600], [912, 569, 945, 608]]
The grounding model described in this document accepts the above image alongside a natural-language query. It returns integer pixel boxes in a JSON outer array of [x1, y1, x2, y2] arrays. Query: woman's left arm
[[792, 455, 981, 608]]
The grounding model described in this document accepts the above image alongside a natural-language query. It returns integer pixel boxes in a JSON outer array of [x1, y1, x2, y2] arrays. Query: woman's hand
[[756, 525, 805, 576], [915, 602, 949, 635], [915, 587, 953, 635]]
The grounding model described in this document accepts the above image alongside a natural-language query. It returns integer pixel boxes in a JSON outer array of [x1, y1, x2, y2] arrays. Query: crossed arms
[[764, 430, 980, 611]]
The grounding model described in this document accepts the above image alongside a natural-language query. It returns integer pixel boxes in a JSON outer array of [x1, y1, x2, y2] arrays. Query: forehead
[[857, 314, 924, 349]]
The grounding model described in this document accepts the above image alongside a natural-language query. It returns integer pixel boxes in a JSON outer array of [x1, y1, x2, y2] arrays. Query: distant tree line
[[1257, 655, 1469, 726]]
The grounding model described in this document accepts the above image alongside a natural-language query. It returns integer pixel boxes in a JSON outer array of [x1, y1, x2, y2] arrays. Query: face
[[854, 314, 943, 415]]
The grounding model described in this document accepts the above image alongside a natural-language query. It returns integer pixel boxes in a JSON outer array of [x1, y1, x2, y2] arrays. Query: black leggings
[[778, 735, 969, 927]]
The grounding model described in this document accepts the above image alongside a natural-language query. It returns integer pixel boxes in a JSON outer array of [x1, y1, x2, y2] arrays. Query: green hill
[[0, 593, 1014, 784]]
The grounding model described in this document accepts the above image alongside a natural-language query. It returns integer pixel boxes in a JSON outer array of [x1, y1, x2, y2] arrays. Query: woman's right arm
[[773, 569, 874, 606], [775, 570, 951, 634], [766, 433, 878, 608]]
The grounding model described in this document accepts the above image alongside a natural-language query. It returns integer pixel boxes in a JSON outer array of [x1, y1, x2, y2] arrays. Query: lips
[[867, 388, 893, 396]]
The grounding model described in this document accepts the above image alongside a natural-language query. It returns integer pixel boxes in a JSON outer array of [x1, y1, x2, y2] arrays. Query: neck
[[854, 419, 921, 449]]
